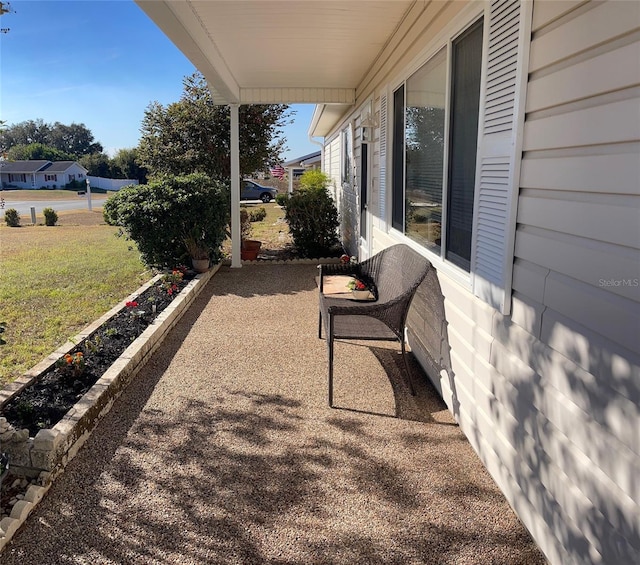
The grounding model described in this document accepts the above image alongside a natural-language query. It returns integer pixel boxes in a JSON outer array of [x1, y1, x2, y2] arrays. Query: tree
[[138, 72, 291, 180], [78, 153, 113, 178], [0, 120, 103, 157], [111, 148, 148, 184], [7, 143, 75, 161], [47, 122, 103, 156]]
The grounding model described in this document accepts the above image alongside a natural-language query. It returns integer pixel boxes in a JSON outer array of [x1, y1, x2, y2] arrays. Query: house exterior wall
[[323, 133, 342, 205], [2, 173, 35, 189], [322, 1, 639, 564]]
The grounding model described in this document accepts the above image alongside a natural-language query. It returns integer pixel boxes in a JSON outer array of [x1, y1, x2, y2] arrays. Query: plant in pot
[[183, 228, 211, 273], [347, 277, 371, 300], [240, 208, 262, 261]]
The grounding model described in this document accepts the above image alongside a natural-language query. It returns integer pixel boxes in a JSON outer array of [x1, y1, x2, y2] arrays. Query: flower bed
[[0, 264, 219, 548]]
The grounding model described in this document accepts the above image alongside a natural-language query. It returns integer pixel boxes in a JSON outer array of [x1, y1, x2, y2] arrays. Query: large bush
[[283, 170, 339, 257], [103, 173, 230, 268]]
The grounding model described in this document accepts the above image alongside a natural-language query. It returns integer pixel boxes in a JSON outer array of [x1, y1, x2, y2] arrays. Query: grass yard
[[0, 208, 149, 383], [221, 201, 293, 257], [0, 193, 293, 384]]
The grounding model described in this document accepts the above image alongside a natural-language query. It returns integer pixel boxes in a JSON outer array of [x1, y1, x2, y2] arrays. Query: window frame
[[389, 16, 483, 279]]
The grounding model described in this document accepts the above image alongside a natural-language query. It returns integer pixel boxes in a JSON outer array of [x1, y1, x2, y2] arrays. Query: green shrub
[[240, 208, 252, 241], [103, 173, 230, 268], [298, 169, 331, 192], [42, 207, 58, 226], [275, 193, 289, 207], [283, 171, 339, 257], [4, 208, 20, 227], [65, 179, 87, 190], [249, 207, 267, 222]]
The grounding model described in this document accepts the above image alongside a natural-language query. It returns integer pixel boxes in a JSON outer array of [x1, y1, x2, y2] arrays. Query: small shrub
[[249, 207, 266, 222], [239, 208, 252, 241], [43, 207, 58, 226], [275, 193, 289, 207], [4, 208, 20, 227], [283, 170, 339, 257], [298, 169, 331, 192]]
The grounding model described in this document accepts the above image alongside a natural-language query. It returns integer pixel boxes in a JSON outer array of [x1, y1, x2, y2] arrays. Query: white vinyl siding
[[510, 0, 640, 562]]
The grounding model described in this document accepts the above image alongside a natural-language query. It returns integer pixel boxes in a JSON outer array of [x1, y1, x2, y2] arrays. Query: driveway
[[0, 196, 108, 218]]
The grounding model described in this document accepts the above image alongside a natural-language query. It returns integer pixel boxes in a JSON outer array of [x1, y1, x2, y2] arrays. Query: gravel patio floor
[[0, 264, 546, 564]]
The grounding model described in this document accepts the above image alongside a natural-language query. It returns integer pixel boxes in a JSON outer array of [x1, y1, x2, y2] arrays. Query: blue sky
[[0, 0, 318, 161]]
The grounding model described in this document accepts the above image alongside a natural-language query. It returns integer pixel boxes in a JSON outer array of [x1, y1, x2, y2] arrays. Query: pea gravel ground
[[1, 264, 546, 565]]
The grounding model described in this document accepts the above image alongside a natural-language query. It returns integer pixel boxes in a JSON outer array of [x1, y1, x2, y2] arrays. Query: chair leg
[[318, 310, 323, 339], [328, 315, 335, 407], [401, 340, 416, 396]]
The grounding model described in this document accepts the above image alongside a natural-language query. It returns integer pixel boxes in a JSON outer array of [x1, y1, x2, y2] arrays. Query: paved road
[[0, 195, 109, 217]]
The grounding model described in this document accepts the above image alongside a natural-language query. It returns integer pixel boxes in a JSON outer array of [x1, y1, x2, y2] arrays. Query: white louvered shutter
[[471, 0, 532, 314], [378, 93, 388, 229]]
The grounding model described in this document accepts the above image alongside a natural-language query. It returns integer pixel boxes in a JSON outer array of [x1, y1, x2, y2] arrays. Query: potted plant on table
[[348, 278, 371, 300]]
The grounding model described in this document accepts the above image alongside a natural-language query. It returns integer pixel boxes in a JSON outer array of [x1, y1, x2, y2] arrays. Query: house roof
[[0, 160, 51, 173], [43, 161, 87, 173], [135, 0, 415, 136], [0, 160, 87, 174], [283, 151, 321, 168]]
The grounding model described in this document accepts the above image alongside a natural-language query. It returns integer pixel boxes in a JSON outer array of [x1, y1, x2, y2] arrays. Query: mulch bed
[[2, 271, 192, 437]]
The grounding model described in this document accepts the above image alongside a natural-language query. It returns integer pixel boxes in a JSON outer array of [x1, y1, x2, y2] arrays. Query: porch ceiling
[[136, 0, 414, 133]]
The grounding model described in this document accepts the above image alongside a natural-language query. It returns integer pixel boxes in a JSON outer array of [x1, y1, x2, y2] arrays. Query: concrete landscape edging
[[0, 264, 220, 552]]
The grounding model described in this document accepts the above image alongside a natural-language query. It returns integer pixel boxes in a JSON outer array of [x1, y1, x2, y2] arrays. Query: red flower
[[126, 301, 138, 308]]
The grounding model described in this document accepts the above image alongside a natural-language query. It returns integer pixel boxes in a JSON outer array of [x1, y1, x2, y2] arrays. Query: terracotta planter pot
[[241, 240, 262, 261]]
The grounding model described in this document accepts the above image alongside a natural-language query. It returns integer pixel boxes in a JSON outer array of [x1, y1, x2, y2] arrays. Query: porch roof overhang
[[136, 0, 414, 135], [135, 0, 416, 267]]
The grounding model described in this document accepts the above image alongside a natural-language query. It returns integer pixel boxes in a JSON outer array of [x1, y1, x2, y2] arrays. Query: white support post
[[230, 103, 241, 268]]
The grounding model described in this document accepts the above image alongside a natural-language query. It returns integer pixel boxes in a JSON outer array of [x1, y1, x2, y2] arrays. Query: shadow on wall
[[406, 266, 456, 418], [488, 303, 640, 564], [410, 262, 639, 562]]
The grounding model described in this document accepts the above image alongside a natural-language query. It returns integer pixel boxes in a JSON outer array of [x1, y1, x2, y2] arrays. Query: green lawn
[[0, 208, 149, 383], [0, 194, 291, 384]]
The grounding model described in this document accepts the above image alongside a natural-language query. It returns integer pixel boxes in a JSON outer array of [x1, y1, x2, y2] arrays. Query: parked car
[[241, 180, 277, 203]]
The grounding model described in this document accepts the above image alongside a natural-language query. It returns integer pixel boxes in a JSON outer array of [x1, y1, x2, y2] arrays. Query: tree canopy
[[7, 143, 75, 162], [138, 72, 291, 180], [0, 119, 103, 157]]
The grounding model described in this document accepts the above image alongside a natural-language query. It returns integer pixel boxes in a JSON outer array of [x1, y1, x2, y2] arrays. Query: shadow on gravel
[[1, 267, 545, 565]]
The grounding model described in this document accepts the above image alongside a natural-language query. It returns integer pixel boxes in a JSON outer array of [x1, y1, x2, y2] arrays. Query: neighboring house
[[282, 151, 321, 193], [0, 160, 88, 189], [137, 2, 639, 563]]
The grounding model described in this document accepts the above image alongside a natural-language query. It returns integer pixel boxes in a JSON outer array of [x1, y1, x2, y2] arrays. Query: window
[[45, 174, 57, 182], [392, 19, 483, 272], [9, 174, 26, 183], [342, 126, 353, 185], [68, 174, 76, 182]]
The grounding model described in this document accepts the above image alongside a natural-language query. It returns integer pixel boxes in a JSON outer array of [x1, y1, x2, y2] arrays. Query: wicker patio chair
[[318, 244, 432, 407]]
